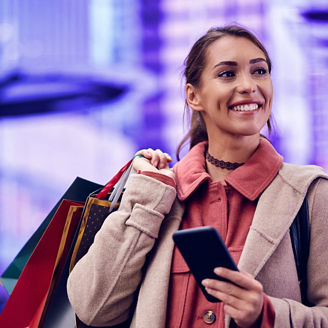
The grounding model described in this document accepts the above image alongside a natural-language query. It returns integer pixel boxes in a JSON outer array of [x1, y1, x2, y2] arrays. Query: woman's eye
[[218, 71, 235, 78], [254, 68, 267, 75]]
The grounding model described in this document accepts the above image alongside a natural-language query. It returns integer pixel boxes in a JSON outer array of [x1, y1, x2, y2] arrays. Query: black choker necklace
[[206, 151, 244, 170]]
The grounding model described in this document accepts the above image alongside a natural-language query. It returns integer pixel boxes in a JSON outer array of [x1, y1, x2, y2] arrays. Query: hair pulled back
[[176, 25, 272, 160]]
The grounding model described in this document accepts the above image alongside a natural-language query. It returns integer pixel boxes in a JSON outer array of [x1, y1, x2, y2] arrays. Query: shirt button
[[203, 310, 216, 324]]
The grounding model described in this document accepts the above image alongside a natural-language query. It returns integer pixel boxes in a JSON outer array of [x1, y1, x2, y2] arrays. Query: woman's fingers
[[135, 149, 171, 167], [213, 267, 262, 291], [133, 148, 172, 173], [202, 268, 264, 327], [203, 277, 246, 301], [134, 149, 152, 160], [155, 149, 172, 169], [150, 149, 161, 168]]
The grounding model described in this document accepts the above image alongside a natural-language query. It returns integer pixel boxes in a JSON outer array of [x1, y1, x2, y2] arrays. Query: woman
[[67, 26, 328, 327]]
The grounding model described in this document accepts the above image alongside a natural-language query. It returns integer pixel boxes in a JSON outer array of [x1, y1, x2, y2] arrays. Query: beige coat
[[67, 163, 328, 328]]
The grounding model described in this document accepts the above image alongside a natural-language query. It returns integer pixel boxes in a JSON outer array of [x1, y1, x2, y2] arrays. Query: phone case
[[172, 226, 238, 302]]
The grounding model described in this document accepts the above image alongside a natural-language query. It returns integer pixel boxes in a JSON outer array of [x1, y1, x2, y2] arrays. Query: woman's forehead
[[205, 36, 266, 65]]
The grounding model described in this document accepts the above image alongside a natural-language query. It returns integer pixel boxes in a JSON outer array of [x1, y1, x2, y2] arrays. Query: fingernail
[[214, 267, 222, 275]]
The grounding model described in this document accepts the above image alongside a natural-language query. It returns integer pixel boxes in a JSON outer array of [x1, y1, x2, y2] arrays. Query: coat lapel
[[238, 171, 306, 277]]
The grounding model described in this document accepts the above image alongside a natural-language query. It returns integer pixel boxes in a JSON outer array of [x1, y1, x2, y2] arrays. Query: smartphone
[[172, 226, 238, 302]]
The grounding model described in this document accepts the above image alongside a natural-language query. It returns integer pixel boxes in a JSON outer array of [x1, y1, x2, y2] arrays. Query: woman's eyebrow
[[213, 61, 237, 68], [249, 57, 267, 64], [213, 58, 266, 69]]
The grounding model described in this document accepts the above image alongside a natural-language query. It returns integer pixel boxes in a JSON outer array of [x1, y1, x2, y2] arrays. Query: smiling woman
[[185, 36, 273, 176], [67, 25, 328, 328]]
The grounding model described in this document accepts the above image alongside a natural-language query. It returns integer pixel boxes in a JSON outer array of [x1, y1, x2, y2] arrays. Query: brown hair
[[176, 25, 272, 160]]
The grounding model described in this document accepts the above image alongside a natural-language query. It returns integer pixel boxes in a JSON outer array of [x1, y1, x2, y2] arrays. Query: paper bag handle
[[96, 159, 133, 200]]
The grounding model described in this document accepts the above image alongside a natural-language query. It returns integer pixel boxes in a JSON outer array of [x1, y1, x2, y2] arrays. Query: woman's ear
[[185, 83, 203, 111]]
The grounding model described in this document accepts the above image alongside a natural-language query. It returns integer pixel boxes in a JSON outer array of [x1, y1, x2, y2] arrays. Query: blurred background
[[0, 0, 327, 273]]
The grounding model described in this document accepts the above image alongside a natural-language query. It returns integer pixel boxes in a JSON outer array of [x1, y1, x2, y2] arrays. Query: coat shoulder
[[278, 163, 328, 194]]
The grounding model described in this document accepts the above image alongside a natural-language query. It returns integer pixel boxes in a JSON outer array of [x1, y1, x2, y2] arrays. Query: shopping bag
[[0, 177, 103, 296], [67, 159, 133, 328], [0, 177, 103, 328], [0, 160, 133, 328], [70, 159, 133, 271], [0, 199, 84, 327], [39, 159, 133, 328]]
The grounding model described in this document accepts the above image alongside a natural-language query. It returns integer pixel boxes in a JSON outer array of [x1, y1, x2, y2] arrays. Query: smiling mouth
[[229, 103, 263, 112]]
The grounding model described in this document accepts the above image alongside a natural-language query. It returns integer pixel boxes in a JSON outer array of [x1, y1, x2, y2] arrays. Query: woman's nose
[[236, 74, 257, 94]]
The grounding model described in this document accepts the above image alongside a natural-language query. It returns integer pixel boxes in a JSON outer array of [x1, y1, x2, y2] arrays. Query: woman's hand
[[133, 148, 174, 180], [202, 268, 264, 327]]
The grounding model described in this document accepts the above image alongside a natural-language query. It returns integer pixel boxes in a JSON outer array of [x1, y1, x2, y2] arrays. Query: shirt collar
[[173, 141, 210, 201], [225, 138, 283, 201], [173, 138, 283, 202]]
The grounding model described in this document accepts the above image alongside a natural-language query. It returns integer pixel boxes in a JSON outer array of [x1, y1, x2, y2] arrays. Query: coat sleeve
[[67, 173, 177, 327], [269, 178, 328, 327]]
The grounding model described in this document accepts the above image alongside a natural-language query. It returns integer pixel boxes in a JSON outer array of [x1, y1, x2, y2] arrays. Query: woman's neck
[[206, 135, 260, 183], [207, 134, 259, 162]]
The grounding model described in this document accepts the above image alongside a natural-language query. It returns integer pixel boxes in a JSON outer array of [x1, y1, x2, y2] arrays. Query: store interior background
[[0, 0, 327, 273]]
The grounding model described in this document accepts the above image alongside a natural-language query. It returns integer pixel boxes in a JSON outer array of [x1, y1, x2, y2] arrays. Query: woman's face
[[187, 35, 273, 141]]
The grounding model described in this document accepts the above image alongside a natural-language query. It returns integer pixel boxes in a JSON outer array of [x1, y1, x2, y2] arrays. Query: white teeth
[[231, 103, 259, 111]]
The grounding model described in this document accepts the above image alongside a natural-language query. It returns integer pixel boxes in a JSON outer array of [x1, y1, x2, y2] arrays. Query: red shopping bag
[[0, 200, 84, 328]]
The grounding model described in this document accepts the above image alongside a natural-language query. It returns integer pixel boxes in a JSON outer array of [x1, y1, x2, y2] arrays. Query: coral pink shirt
[[165, 139, 282, 328]]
